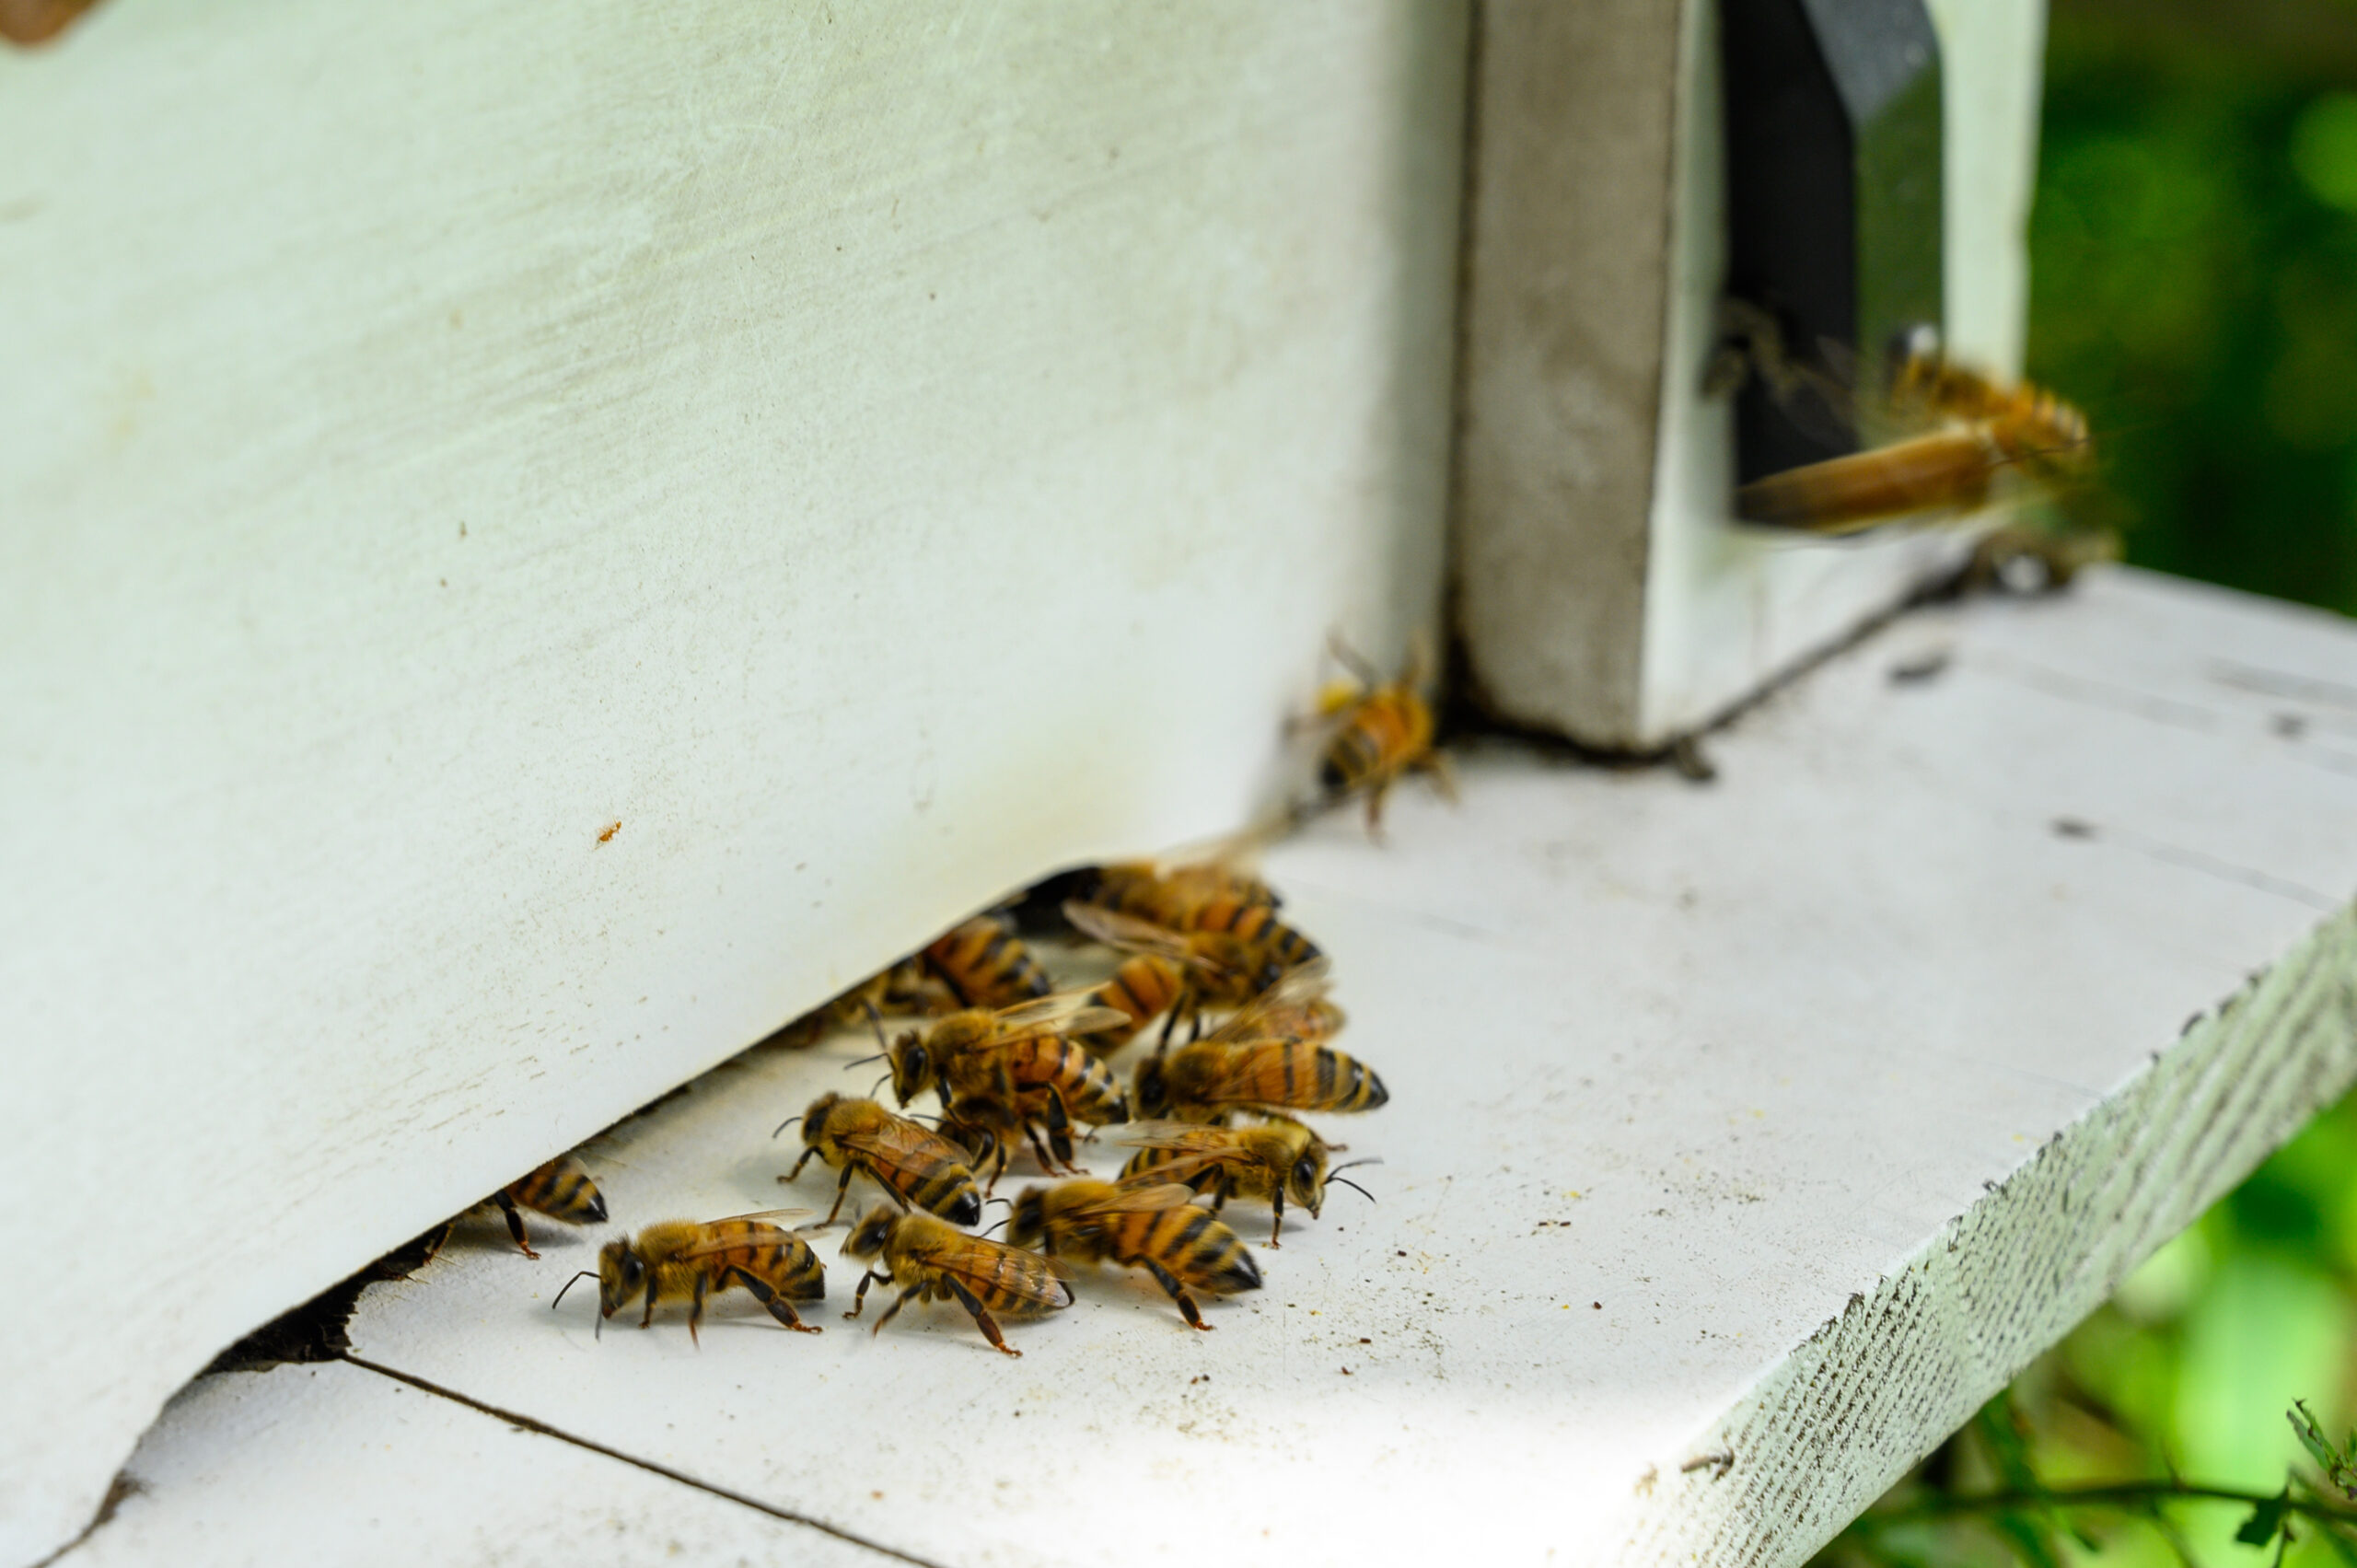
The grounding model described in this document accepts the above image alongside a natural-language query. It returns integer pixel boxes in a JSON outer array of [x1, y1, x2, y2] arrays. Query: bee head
[[1004, 1187, 1049, 1250], [1132, 1056, 1169, 1119], [1289, 1144, 1330, 1217], [842, 1207, 897, 1260], [596, 1238, 644, 1319], [799, 1091, 842, 1145], [886, 1032, 930, 1105]]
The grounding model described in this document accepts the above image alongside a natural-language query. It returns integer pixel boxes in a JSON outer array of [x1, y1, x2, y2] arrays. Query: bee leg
[[946, 1276, 1020, 1357], [1144, 1261, 1212, 1330], [493, 1191, 540, 1259], [734, 1269, 822, 1333], [1363, 779, 1391, 842], [783, 1145, 822, 1182], [845, 1268, 886, 1322], [871, 1283, 923, 1336], [688, 1272, 708, 1348], [638, 1282, 658, 1330], [1269, 1187, 1285, 1249], [1422, 748, 1460, 805], [819, 1164, 857, 1228]]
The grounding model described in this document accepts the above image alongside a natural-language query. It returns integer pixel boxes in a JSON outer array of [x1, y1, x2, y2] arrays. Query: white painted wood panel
[[148, 569, 2342, 1568], [1457, 0, 2050, 748], [0, 5, 1467, 1557]]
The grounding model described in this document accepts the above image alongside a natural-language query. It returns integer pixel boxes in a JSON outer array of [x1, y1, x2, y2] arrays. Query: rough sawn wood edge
[[1616, 900, 2357, 1566]]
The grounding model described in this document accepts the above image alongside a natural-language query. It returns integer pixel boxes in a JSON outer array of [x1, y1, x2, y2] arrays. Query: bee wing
[[1059, 901, 1203, 964], [833, 1121, 963, 1167], [1204, 958, 1334, 1042], [1106, 1121, 1235, 1153], [925, 1237, 1075, 1311], [987, 989, 1135, 1035], [703, 1208, 814, 1225], [1079, 1178, 1204, 1214]]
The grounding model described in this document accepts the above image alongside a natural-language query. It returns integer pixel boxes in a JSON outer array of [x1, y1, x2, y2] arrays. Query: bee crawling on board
[[1132, 963, 1386, 1124], [1006, 1175, 1261, 1330], [1115, 1121, 1378, 1248], [486, 1154, 608, 1259], [776, 1090, 985, 1228], [839, 1206, 1074, 1356], [921, 912, 1054, 1010], [1062, 900, 1305, 1050], [1306, 633, 1453, 838], [552, 1214, 824, 1342], [869, 992, 1132, 1180]]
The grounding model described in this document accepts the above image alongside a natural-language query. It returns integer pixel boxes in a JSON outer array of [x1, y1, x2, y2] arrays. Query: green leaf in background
[[2236, 1488, 2293, 1547]]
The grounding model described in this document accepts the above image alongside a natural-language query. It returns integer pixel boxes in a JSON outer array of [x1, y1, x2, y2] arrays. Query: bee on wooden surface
[[870, 993, 1132, 1178], [1115, 1121, 1377, 1247], [922, 912, 1053, 1010], [1062, 901, 1302, 1046], [839, 1206, 1074, 1356], [489, 1154, 609, 1259], [552, 1214, 824, 1342], [1132, 968, 1387, 1124], [776, 1091, 985, 1228], [1312, 634, 1452, 835], [1719, 308, 2096, 534], [772, 957, 950, 1051], [1005, 1177, 1261, 1330]]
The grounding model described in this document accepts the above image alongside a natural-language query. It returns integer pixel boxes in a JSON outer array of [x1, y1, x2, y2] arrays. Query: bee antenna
[[984, 1196, 1012, 1211], [864, 1002, 892, 1053], [842, 1053, 885, 1071], [552, 1271, 597, 1312], [771, 1114, 803, 1140], [871, 1073, 894, 1098], [1328, 1157, 1384, 1175], [980, 1217, 1010, 1239], [1329, 1176, 1376, 1204]]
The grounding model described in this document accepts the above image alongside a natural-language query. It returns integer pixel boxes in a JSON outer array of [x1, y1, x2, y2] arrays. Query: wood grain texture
[[0, 4, 1466, 1557], [95, 567, 2335, 1568]]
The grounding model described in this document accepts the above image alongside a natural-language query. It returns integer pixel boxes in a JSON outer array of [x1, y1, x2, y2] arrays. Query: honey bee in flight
[[922, 912, 1053, 1010], [1006, 1177, 1262, 1330], [869, 993, 1131, 1179], [1311, 634, 1452, 835], [839, 1206, 1074, 1356], [1717, 306, 2096, 534], [488, 1154, 609, 1259], [777, 1092, 985, 1228], [1116, 1121, 1377, 1247], [1132, 966, 1387, 1123], [552, 1214, 824, 1342]]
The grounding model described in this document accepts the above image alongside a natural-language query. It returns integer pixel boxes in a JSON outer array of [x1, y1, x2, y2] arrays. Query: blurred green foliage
[[2028, 7, 2357, 613], [1818, 6, 2357, 1562]]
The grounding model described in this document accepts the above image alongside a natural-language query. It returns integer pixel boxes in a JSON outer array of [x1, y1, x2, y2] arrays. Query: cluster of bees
[[488, 645, 1439, 1356]]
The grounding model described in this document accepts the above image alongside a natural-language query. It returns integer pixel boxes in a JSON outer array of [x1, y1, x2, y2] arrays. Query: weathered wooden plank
[[205, 568, 2357, 1567], [0, 5, 1466, 1556]]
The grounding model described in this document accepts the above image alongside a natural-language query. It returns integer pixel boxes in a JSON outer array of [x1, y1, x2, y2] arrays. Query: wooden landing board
[[59, 569, 2357, 1566]]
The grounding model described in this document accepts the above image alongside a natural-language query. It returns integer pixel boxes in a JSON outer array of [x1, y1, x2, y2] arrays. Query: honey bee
[[1115, 1121, 1377, 1247], [777, 1091, 985, 1228], [922, 912, 1053, 1009], [1062, 901, 1301, 1046], [552, 1214, 824, 1342], [490, 1154, 609, 1259], [1070, 829, 1327, 986], [870, 993, 1132, 1177], [1067, 948, 1190, 1057], [839, 1206, 1074, 1356], [1132, 968, 1387, 1123], [771, 957, 950, 1051], [1718, 309, 2095, 534], [1314, 634, 1452, 834], [1006, 1177, 1261, 1330]]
